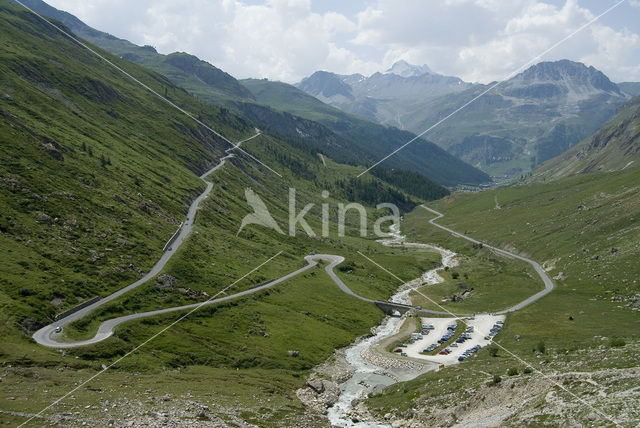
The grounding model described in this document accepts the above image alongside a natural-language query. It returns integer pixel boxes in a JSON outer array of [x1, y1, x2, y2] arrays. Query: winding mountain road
[[33, 132, 261, 348], [32, 142, 554, 348], [421, 205, 554, 314], [34, 255, 363, 348]]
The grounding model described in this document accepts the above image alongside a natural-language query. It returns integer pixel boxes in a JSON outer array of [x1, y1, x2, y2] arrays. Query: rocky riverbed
[[296, 224, 458, 427]]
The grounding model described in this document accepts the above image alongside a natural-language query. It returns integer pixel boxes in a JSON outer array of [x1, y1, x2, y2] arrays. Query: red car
[[439, 350, 448, 355]]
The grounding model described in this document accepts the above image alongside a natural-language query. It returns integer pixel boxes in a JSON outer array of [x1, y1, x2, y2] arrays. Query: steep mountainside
[[240, 78, 491, 186], [0, 3, 455, 425], [532, 95, 640, 180], [404, 61, 628, 177], [618, 82, 640, 97], [0, 0, 446, 331], [299, 60, 629, 179], [16, 0, 490, 187], [9, 0, 254, 102]]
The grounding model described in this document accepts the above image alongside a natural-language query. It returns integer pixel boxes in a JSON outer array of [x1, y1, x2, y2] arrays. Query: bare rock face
[[20, 317, 44, 334], [553, 271, 567, 281], [36, 212, 52, 224], [42, 142, 64, 161], [156, 274, 178, 289]]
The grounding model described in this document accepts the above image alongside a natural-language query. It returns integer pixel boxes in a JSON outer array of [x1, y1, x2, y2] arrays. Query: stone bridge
[[374, 300, 466, 317], [374, 300, 416, 316]]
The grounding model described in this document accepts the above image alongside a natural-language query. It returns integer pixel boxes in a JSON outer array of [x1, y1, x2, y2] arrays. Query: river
[[326, 224, 458, 427]]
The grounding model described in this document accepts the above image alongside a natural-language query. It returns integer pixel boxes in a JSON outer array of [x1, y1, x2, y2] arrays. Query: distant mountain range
[[15, 0, 639, 183], [298, 61, 472, 123], [298, 60, 637, 178], [14, 0, 490, 187]]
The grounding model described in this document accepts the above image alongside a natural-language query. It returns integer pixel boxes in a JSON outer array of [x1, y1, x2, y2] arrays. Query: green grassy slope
[[365, 167, 640, 425], [0, 3, 452, 425], [0, 1, 254, 327], [531, 95, 640, 180], [10, 0, 254, 101], [16, 0, 491, 187], [241, 78, 355, 123], [239, 78, 491, 187]]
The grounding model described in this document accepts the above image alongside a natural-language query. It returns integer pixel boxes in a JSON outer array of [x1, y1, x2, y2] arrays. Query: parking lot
[[398, 314, 505, 365]]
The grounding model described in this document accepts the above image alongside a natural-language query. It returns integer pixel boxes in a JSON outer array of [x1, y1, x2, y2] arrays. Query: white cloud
[[47, 0, 362, 82], [45, 0, 640, 83], [352, 0, 640, 82]]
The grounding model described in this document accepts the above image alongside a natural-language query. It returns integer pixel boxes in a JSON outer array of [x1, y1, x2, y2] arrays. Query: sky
[[45, 0, 640, 84]]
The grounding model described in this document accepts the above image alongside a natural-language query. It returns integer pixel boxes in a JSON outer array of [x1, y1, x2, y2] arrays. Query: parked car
[[401, 352, 407, 357], [458, 356, 466, 361], [439, 350, 448, 355], [393, 348, 402, 353], [55, 326, 62, 333]]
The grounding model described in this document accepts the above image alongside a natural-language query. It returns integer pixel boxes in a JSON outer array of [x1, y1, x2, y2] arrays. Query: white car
[[55, 326, 62, 333]]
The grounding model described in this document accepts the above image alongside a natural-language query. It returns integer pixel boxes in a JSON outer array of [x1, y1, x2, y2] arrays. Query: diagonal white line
[[357, 250, 402, 283], [234, 145, 283, 177], [12, 0, 283, 178], [222, 132, 283, 177], [356, 0, 627, 178], [17, 251, 283, 428], [357, 252, 622, 427]]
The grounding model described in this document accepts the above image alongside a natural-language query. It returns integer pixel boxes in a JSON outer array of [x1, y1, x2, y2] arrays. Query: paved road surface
[[32, 147, 553, 348], [314, 255, 375, 303], [421, 205, 554, 314], [33, 133, 261, 347], [34, 254, 359, 348]]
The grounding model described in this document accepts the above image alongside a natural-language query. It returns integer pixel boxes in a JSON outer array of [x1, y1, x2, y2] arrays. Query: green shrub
[[488, 345, 499, 357], [451, 272, 459, 279], [536, 341, 546, 354], [523, 366, 533, 374], [609, 338, 626, 348], [488, 374, 502, 386], [507, 367, 518, 376]]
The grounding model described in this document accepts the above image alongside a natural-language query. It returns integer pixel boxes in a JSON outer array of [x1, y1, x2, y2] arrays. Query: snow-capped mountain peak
[[385, 60, 433, 78]]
